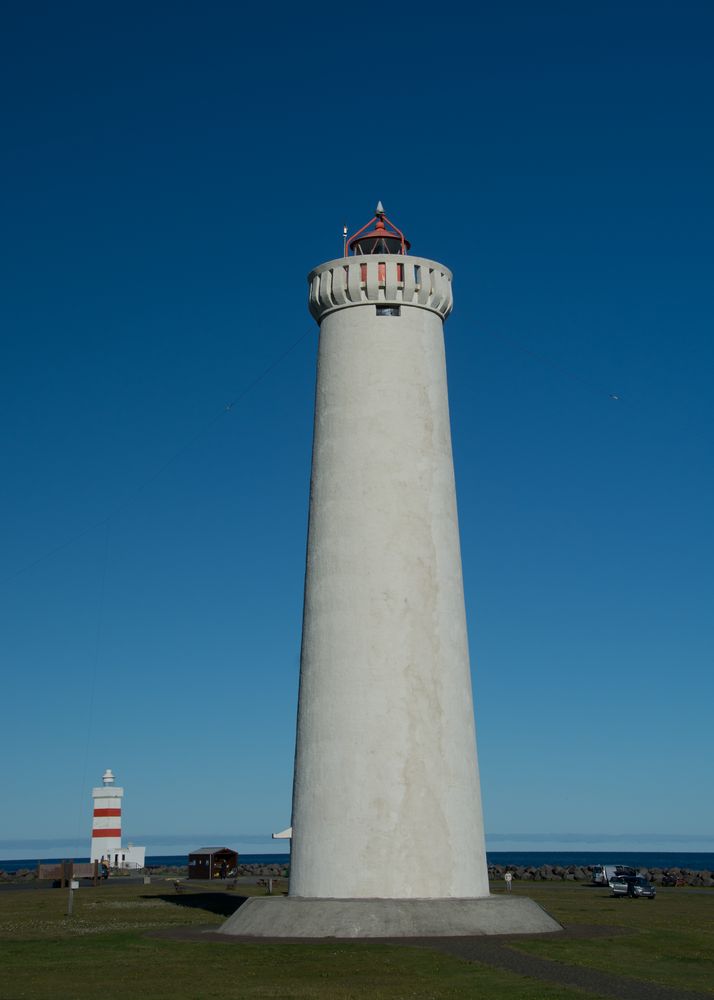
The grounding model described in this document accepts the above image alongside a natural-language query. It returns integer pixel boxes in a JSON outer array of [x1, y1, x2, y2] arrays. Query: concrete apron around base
[[217, 896, 562, 938]]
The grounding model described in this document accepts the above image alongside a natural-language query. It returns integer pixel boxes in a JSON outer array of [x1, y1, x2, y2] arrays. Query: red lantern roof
[[347, 202, 411, 256]]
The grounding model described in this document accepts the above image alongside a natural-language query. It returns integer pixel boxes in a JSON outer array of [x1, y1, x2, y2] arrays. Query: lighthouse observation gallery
[[220, 207, 560, 937]]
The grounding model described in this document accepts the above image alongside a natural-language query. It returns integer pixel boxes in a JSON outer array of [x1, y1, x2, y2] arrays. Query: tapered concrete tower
[[292, 207, 489, 900], [220, 206, 560, 937]]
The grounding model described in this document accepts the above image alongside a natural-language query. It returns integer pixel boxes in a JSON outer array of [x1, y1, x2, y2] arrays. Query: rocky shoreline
[[3, 862, 713, 887], [487, 864, 714, 886], [0, 862, 291, 884]]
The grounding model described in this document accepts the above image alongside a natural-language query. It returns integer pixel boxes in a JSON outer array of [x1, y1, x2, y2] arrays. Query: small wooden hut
[[187, 846, 239, 879]]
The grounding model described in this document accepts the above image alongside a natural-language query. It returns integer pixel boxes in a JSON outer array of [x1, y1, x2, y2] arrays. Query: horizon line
[[2, 832, 714, 850]]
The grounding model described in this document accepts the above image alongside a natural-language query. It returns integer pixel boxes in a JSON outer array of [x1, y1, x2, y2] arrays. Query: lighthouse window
[[376, 306, 400, 317]]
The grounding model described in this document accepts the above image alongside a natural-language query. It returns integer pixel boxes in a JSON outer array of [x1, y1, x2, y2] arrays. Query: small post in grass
[[67, 879, 79, 916]]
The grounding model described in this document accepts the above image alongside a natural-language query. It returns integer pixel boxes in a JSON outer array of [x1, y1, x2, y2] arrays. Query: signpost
[[67, 880, 79, 916]]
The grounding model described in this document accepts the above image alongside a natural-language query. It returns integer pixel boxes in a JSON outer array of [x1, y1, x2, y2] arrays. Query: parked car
[[592, 864, 638, 886], [611, 875, 656, 899]]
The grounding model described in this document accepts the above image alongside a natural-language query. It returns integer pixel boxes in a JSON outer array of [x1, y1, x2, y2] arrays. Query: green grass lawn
[[0, 879, 712, 999], [507, 882, 714, 995]]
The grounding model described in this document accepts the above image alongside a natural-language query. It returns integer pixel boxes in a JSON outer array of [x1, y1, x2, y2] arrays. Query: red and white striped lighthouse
[[90, 768, 123, 863]]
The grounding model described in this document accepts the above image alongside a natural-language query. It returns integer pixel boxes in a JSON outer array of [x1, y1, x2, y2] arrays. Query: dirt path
[[412, 927, 712, 1000]]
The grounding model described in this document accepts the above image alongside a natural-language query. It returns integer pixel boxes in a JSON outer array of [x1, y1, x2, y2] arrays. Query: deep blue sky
[[2, 2, 713, 858]]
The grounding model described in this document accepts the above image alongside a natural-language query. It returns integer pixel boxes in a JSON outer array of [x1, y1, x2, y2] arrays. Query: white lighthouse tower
[[90, 769, 145, 870], [221, 206, 559, 937], [90, 769, 123, 863]]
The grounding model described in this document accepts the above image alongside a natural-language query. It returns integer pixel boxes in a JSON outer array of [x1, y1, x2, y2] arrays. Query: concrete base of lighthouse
[[217, 896, 562, 939]]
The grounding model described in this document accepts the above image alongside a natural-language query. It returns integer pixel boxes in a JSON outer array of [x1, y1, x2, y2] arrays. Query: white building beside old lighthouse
[[90, 769, 145, 869]]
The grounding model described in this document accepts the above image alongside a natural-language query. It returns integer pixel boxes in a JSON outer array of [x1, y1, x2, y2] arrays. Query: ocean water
[[3, 851, 713, 874], [486, 851, 714, 871]]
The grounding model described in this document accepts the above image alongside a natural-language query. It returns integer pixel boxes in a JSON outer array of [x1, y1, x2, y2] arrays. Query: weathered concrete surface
[[292, 272, 489, 900], [218, 896, 562, 938]]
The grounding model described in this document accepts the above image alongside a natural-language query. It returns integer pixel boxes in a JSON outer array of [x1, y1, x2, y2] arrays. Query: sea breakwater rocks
[[488, 865, 714, 887], [235, 864, 289, 876], [0, 868, 35, 882], [143, 863, 289, 879], [488, 865, 590, 882], [146, 865, 188, 877], [1, 862, 711, 887]]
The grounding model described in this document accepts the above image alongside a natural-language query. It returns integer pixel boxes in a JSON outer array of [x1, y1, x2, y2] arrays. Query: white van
[[592, 864, 638, 886]]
